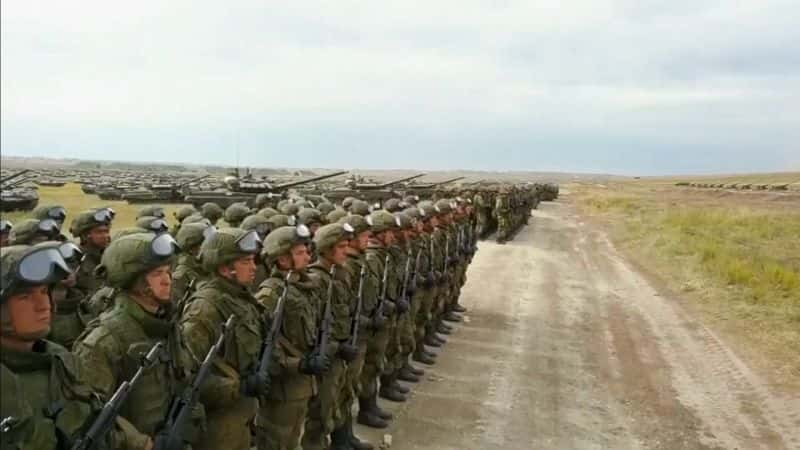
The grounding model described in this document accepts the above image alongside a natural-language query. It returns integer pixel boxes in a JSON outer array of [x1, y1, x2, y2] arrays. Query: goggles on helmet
[[47, 207, 67, 222], [235, 230, 262, 253], [1, 247, 72, 300]]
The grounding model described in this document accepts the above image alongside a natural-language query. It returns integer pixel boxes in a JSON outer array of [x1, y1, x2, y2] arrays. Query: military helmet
[[435, 199, 453, 214], [201, 202, 224, 222], [383, 198, 405, 213], [266, 214, 296, 230], [349, 200, 372, 217], [403, 195, 420, 206], [111, 227, 150, 241], [297, 208, 322, 227], [10, 219, 64, 245], [314, 222, 355, 255], [32, 240, 84, 272], [340, 214, 371, 234], [403, 207, 422, 221], [417, 201, 439, 219], [70, 208, 114, 237], [182, 213, 210, 226], [341, 197, 357, 211], [241, 214, 270, 237], [261, 225, 311, 261], [224, 203, 251, 226], [317, 202, 336, 217], [199, 227, 262, 272], [136, 205, 166, 220], [369, 210, 401, 233], [31, 204, 67, 224], [279, 203, 300, 217], [174, 205, 198, 223], [1, 245, 72, 302], [294, 199, 315, 209], [255, 193, 279, 210], [258, 207, 279, 220], [176, 222, 215, 251], [135, 216, 169, 234], [395, 212, 414, 230], [326, 209, 348, 225], [96, 233, 180, 289]]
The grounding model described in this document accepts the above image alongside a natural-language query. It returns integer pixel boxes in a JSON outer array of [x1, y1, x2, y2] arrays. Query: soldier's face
[[330, 240, 349, 265], [353, 231, 370, 251], [231, 255, 257, 286], [86, 225, 111, 249], [290, 244, 311, 270], [145, 264, 172, 303], [382, 230, 396, 246], [5, 285, 51, 339]]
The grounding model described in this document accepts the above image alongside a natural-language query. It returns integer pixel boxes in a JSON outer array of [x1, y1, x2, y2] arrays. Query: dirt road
[[355, 200, 800, 450]]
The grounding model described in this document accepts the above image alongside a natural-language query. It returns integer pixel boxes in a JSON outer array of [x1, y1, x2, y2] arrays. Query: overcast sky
[[2, 1, 798, 175]]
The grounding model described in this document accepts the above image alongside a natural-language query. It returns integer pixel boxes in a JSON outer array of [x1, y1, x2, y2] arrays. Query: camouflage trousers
[[338, 339, 368, 428], [303, 359, 347, 450], [447, 261, 468, 309], [496, 214, 511, 241], [415, 286, 437, 349], [359, 323, 391, 399], [196, 398, 258, 450], [255, 397, 310, 450], [386, 310, 417, 372]]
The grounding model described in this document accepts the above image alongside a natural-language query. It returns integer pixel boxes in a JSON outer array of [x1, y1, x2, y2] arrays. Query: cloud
[[2, 0, 798, 174]]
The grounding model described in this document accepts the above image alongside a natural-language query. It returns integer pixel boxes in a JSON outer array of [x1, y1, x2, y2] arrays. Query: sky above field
[[2, 1, 798, 175]]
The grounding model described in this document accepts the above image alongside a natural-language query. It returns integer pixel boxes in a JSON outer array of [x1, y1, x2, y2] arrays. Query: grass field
[[571, 177, 800, 389], [2, 183, 192, 236]]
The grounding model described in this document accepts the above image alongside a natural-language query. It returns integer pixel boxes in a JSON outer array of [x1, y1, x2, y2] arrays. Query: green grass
[[573, 184, 800, 386], [2, 183, 191, 236]]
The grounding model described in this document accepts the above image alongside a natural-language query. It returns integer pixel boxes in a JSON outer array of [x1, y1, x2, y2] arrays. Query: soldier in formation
[[2, 180, 549, 449]]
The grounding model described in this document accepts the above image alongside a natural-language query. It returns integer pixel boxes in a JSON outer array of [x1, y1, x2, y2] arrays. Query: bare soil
[[355, 200, 800, 450]]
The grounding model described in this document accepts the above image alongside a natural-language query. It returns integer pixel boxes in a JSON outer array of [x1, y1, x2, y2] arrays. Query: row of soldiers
[[472, 183, 547, 243], [1, 194, 478, 450]]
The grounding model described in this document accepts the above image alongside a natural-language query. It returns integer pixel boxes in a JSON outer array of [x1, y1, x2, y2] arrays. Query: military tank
[[403, 176, 465, 199], [321, 173, 427, 203], [1, 170, 40, 212], [122, 174, 211, 204], [184, 170, 348, 208]]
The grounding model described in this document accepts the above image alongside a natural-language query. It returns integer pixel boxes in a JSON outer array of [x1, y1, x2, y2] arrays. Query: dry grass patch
[[572, 182, 800, 389]]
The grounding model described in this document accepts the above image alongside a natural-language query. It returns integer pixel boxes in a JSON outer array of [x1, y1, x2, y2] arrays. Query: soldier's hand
[[240, 371, 270, 397], [370, 313, 386, 331], [337, 343, 359, 362], [299, 352, 330, 375], [396, 296, 410, 314]]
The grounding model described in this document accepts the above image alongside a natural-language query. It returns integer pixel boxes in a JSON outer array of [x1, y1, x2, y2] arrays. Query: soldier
[[224, 203, 251, 228], [136, 205, 166, 220], [172, 222, 215, 309], [338, 213, 377, 449], [73, 232, 203, 450], [172, 205, 199, 235], [39, 241, 92, 348], [0, 244, 123, 449], [297, 208, 323, 236], [395, 210, 426, 383], [9, 218, 64, 245], [31, 204, 67, 227], [494, 188, 511, 244], [180, 228, 265, 450], [253, 225, 326, 450], [357, 210, 399, 428], [135, 216, 170, 234], [201, 202, 224, 225], [70, 208, 114, 298], [0, 219, 12, 247], [304, 222, 360, 450], [412, 202, 441, 366]]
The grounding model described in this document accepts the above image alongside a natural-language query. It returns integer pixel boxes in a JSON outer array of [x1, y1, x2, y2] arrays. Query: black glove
[[299, 352, 330, 375], [421, 274, 434, 289], [407, 282, 417, 298], [395, 296, 410, 314], [370, 313, 386, 331], [240, 371, 270, 397], [337, 343, 359, 362], [448, 256, 459, 265]]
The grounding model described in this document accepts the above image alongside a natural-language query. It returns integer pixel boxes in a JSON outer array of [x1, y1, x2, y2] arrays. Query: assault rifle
[[374, 254, 391, 323], [251, 271, 292, 386], [317, 266, 336, 354], [154, 316, 234, 450], [72, 342, 165, 450], [349, 263, 367, 346]]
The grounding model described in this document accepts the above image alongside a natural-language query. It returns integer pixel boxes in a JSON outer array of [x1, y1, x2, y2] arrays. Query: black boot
[[433, 333, 447, 345], [372, 393, 394, 420], [357, 397, 388, 429], [443, 311, 463, 322], [451, 303, 467, 313], [438, 321, 454, 332], [330, 426, 352, 450], [392, 378, 410, 394], [398, 365, 421, 382], [424, 334, 442, 347], [413, 350, 436, 365], [347, 418, 374, 450], [405, 361, 425, 376], [379, 375, 407, 402]]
